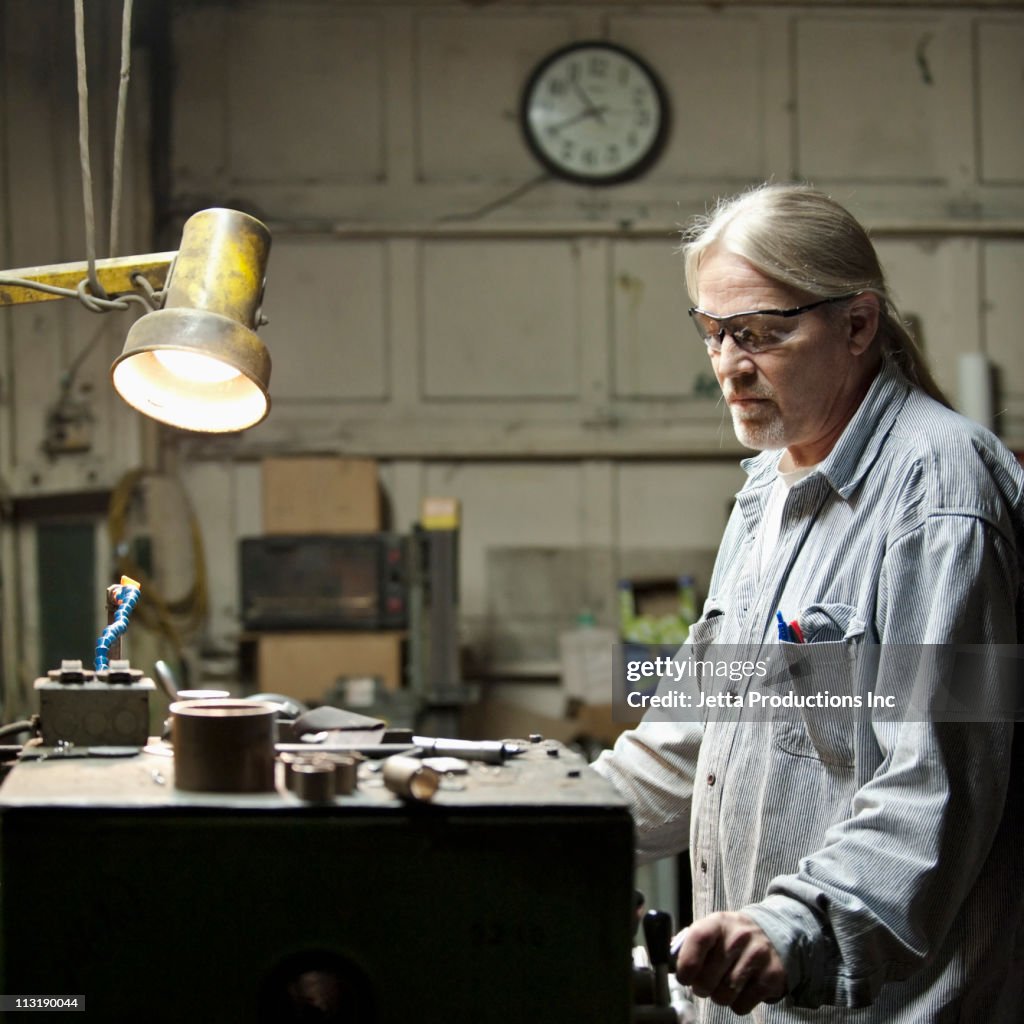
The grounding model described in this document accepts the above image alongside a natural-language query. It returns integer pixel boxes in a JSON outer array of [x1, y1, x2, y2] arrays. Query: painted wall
[[2, 1, 1024, 711]]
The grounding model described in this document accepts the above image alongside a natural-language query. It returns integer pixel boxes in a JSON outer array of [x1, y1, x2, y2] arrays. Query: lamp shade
[[112, 208, 272, 432]]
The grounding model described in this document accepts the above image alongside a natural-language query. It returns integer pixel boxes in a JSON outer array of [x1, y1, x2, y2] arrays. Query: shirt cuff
[[741, 893, 837, 1009]]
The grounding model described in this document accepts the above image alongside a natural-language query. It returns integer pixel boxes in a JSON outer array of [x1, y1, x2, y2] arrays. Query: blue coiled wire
[[94, 584, 141, 671]]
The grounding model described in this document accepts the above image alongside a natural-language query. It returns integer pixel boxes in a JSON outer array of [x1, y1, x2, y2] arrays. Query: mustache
[[724, 384, 774, 402]]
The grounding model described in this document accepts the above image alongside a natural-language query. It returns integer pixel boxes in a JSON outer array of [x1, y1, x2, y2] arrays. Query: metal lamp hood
[[111, 208, 272, 433]]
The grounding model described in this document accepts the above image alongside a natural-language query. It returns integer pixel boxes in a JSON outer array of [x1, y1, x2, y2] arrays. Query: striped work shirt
[[594, 360, 1024, 1022]]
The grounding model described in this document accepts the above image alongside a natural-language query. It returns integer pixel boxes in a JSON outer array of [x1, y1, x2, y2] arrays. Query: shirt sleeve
[[743, 512, 1019, 1008], [591, 720, 703, 865]]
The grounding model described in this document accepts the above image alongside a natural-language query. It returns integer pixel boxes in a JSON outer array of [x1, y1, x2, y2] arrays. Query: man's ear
[[847, 292, 880, 355]]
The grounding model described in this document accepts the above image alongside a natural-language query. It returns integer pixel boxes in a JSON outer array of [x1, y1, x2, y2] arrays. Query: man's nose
[[714, 333, 756, 377]]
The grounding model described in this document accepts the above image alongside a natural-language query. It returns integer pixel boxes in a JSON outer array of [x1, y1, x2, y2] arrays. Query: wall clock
[[520, 41, 669, 186]]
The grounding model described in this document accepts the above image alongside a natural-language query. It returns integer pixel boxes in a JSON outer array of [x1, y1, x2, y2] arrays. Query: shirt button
[[706, 773, 716, 786], [700, 858, 708, 874]]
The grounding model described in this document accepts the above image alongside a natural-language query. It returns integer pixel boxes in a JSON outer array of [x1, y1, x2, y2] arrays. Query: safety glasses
[[688, 294, 858, 355]]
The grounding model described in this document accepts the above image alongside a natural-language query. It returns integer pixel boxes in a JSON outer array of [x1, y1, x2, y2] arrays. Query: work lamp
[[0, 207, 273, 434]]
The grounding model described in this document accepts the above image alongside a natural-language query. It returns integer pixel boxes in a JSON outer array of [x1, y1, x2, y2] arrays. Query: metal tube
[[382, 755, 439, 802]]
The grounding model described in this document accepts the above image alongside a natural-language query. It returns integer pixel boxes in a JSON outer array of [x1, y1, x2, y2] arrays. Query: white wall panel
[[181, 461, 239, 645], [421, 462, 584, 649], [613, 461, 744, 608], [181, 460, 264, 649], [9, 306, 66, 482], [260, 239, 389, 401], [616, 463, 744, 550], [871, 235, 978, 403], [976, 21, 1024, 185], [610, 13, 772, 183], [226, 9, 385, 184], [981, 241, 1024, 438], [171, 5, 230, 190], [611, 238, 710, 399], [796, 15, 950, 182], [414, 13, 574, 182], [420, 239, 580, 399]]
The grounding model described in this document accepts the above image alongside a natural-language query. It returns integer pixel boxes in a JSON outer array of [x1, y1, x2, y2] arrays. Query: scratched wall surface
[[2, 1, 1024, 695]]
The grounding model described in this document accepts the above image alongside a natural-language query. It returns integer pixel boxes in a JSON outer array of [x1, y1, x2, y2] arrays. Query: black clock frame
[[519, 40, 670, 187]]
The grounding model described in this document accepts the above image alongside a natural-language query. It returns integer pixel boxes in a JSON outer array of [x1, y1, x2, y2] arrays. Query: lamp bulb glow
[[153, 349, 241, 384]]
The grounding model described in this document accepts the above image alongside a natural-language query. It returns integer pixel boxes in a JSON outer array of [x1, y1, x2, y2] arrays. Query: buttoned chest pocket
[[687, 604, 725, 660], [772, 603, 866, 769]]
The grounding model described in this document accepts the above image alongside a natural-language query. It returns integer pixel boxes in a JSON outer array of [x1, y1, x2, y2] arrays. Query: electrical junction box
[[33, 660, 155, 747], [0, 739, 634, 1023]]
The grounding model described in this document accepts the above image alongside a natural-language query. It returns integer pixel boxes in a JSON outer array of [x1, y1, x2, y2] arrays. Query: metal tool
[[153, 659, 180, 702], [643, 909, 673, 1008], [411, 736, 523, 765]]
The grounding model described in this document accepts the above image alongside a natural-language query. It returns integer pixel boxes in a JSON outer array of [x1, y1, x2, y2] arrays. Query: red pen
[[788, 619, 805, 644]]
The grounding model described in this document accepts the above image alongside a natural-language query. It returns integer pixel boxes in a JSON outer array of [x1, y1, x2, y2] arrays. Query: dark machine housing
[[240, 533, 409, 631]]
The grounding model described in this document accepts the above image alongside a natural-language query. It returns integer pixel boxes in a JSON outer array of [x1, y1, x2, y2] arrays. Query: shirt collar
[[739, 359, 911, 499]]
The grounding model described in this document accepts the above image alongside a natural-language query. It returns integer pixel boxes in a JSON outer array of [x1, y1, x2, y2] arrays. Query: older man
[[594, 184, 1024, 1022]]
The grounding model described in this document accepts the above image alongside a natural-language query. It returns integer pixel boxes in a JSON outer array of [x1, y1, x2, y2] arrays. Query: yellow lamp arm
[[0, 252, 175, 307]]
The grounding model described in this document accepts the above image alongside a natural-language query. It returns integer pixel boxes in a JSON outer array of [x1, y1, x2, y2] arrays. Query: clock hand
[[548, 104, 609, 132], [571, 80, 607, 124]]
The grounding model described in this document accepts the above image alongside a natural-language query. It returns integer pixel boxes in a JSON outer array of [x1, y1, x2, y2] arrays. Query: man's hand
[[674, 912, 787, 1016]]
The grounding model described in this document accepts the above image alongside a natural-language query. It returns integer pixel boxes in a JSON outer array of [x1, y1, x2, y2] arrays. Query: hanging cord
[[95, 577, 142, 671], [107, 470, 211, 662], [108, 0, 134, 257], [48, 317, 112, 431], [73, 0, 107, 301], [1, 0, 153, 315], [435, 173, 551, 223]]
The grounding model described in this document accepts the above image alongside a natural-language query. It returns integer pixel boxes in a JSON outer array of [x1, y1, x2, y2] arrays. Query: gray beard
[[730, 407, 787, 450]]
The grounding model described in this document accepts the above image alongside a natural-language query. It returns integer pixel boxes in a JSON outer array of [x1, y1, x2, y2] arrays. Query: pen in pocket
[[776, 610, 805, 643]]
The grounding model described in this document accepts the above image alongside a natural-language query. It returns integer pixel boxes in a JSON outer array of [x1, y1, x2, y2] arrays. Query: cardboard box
[[255, 632, 404, 703], [262, 457, 382, 534]]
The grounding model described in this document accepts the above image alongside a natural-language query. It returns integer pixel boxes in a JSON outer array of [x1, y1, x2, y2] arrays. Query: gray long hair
[[681, 183, 950, 407]]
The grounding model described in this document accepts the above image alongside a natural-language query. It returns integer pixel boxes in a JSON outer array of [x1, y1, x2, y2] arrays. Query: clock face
[[521, 42, 668, 185]]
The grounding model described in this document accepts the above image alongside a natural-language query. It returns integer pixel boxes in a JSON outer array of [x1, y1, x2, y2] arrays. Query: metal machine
[[0, 569, 691, 1022], [0, 732, 635, 1023]]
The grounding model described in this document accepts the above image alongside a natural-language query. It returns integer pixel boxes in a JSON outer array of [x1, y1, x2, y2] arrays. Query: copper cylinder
[[382, 755, 439, 802], [308, 753, 360, 796], [291, 762, 336, 803], [278, 752, 304, 791], [171, 699, 277, 793], [331, 754, 359, 796]]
